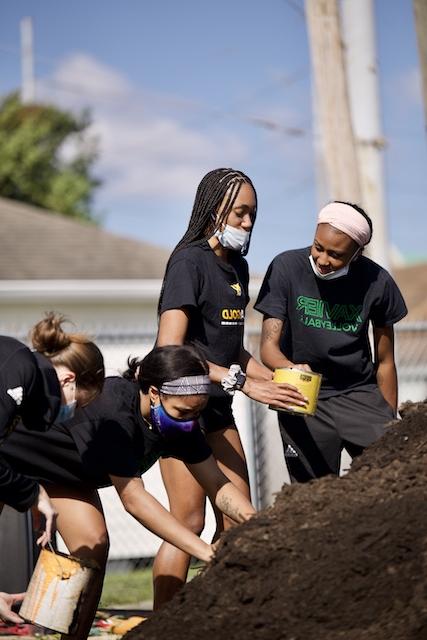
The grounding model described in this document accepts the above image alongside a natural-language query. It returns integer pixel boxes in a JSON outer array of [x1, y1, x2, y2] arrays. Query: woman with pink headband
[[255, 201, 407, 482]]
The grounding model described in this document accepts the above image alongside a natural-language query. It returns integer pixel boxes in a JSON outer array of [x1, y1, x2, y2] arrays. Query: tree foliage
[[0, 92, 100, 221]]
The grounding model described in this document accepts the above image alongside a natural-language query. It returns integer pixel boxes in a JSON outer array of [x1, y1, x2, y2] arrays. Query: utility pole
[[20, 16, 35, 104], [413, 0, 427, 134], [341, 0, 389, 268], [305, 0, 361, 205]]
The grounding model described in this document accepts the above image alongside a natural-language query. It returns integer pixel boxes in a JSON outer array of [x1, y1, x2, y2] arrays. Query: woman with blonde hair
[[0, 312, 104, 623], [1, 311, 105, 521]]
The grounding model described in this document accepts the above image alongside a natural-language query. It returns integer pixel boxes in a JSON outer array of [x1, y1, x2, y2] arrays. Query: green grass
[[99, 568, 153, 607], [99, 565, 203, 607]]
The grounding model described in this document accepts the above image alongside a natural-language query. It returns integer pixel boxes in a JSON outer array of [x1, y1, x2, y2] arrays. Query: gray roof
[[2, 197, 426, 321], [0, 197, 171, 279]]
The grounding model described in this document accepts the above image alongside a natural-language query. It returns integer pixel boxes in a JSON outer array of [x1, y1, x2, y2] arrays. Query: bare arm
[[260, 316, 312, 372], [31, 484, 57, 547], [188, 455, 255, 524], [239, 348, 272, 381], [260, 317, 294, 369], [111, 475, 213, 563], [157, 310, 232, 385], [374, 326, 398, 414], [157, 308, 190, 346], [157, 310, 307, 409]]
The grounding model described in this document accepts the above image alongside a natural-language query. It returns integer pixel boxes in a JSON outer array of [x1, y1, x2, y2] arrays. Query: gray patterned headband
[[160, 375, 211, 396]]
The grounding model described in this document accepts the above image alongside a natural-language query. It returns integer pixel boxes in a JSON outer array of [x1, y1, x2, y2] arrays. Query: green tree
[[0, 92, 100, 222]]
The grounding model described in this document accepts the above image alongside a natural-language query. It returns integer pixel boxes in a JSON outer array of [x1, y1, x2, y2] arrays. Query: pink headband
[[317, 202, 371, 247]]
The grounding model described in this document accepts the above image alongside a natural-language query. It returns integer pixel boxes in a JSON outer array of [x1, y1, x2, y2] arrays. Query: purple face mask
[[150, 402, 200, 439]]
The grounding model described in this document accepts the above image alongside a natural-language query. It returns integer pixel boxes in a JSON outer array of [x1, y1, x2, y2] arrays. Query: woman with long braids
[[2, 344, 256, 639], [154, 167, 307, 607]]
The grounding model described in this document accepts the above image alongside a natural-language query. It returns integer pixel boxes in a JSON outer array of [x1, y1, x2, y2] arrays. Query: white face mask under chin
[[214, 224, 250, 253], [309, 253, 357, 281]]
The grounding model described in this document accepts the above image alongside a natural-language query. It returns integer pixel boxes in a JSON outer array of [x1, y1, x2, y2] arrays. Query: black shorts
[[199, 395, 235, 434], [278, 386, 396, 483]]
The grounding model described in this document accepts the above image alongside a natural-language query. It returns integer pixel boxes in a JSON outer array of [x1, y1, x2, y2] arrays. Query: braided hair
[[159, 168, 257, 312]]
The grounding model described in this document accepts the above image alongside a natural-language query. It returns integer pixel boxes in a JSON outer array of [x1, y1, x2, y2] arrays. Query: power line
[[39, 78, 309, 138], [1, 36, 309, 138], [282, 0, 305, 19]]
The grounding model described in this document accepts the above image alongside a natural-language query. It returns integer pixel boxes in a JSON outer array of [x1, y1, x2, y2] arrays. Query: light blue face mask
[[57, 399, 77, 422], [57, 381, 77, 422], [214, 224, 250, 253]]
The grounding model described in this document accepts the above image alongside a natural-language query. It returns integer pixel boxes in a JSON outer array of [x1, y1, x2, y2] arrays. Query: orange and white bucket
[[269, 367, 322, 416], [19, 548, 98, 633]]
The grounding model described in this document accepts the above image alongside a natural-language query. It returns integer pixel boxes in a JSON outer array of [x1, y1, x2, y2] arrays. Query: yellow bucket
[[19, 548, 98, 633], [269, 367, 322, 416]]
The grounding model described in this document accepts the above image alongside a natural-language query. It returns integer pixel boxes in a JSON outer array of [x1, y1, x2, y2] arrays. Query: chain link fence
[[84, 323, 427, 593], [3, 321, 426, 606]]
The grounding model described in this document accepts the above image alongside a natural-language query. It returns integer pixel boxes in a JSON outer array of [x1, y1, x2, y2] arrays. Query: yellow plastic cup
[[269, 367, 322, 415]]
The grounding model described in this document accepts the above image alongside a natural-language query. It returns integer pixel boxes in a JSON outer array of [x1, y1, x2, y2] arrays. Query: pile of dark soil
[[127, 402, 427, 640]]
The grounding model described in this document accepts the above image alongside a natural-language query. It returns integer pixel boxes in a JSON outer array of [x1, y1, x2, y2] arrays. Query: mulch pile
[[126, 401, 427, 640]]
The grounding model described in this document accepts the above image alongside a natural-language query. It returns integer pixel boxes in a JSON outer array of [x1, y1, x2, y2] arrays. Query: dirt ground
[[126, 401, 427, 640]]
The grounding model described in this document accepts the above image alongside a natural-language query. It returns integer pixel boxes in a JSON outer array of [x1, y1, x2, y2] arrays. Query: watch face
[[235, 372, 246, 389]]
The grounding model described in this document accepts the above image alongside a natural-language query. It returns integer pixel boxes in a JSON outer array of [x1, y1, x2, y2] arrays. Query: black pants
[[278, 387, 396, 483]]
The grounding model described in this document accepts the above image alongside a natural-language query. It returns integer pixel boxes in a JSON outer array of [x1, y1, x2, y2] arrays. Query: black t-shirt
[[0, 337, 61, 511], [2, 377, 212, 490], [0, 455, 40, 512], [0, 337, 60, 441], [160, 241, 249, 397], [255, 247, 408, 397]]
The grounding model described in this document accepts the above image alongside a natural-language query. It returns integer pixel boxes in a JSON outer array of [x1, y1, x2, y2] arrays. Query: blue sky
[[1, 0, 426, 274]]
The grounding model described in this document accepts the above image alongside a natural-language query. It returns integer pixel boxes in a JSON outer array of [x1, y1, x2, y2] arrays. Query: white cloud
[[47, 53, 132, 100], [38, 53, 248, 199], [396, 66, 422, 107]]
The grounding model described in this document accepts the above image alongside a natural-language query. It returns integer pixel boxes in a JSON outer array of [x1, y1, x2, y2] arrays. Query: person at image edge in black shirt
[[255, 201, 407, 483], [2, 344, 256, 640], [0, 312, 104, 624], [154, 168, 307, 608]]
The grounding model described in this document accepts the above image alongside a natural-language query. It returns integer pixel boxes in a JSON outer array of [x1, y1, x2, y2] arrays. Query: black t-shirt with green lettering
[[255, 247, 407, 397]]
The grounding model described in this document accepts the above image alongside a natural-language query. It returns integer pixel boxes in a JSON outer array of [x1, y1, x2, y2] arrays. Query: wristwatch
[[221, 364, 247, 396]]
